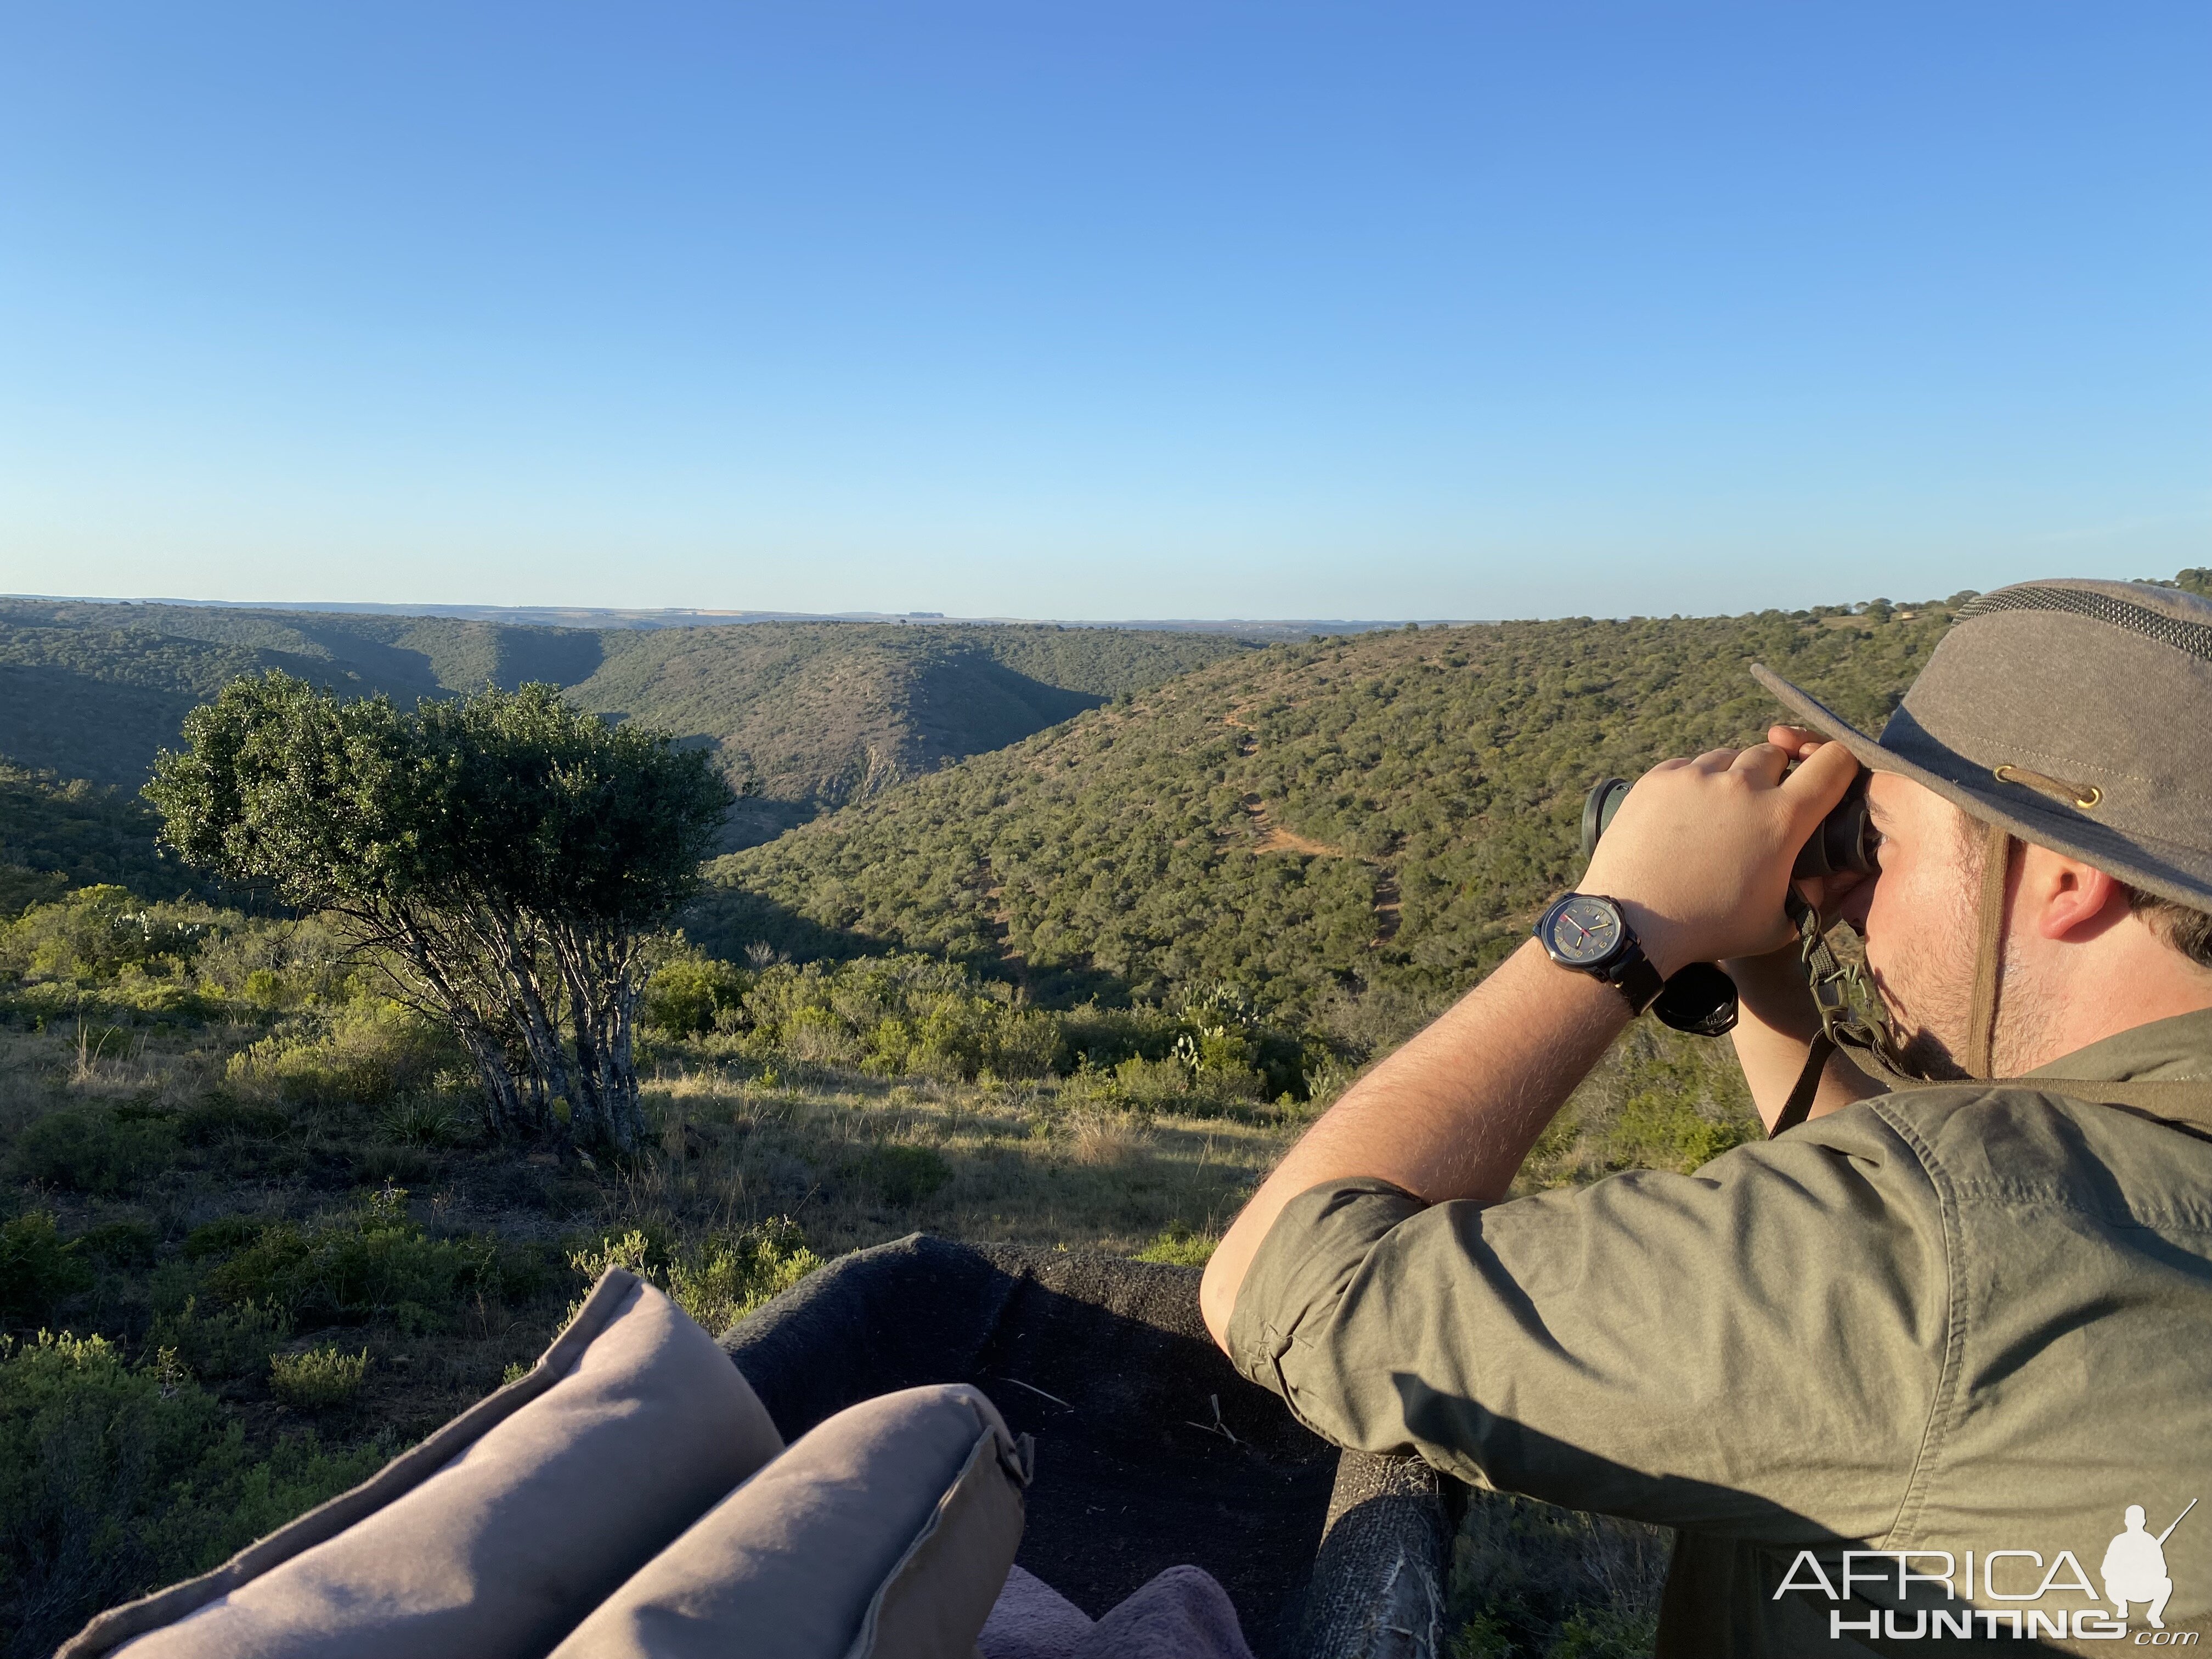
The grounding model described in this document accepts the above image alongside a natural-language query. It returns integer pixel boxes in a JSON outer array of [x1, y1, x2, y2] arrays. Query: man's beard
[[1867, 828, 2061, 1081]]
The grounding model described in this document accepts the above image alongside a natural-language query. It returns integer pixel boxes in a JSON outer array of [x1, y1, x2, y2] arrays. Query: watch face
[[1548, 895, 1624, 966]]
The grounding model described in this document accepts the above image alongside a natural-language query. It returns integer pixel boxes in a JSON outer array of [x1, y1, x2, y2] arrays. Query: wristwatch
[[1533, 893, 1666, 1015]]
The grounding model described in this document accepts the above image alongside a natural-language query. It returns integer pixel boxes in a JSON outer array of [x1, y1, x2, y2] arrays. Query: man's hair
[[2128, 887, 2212, 971]]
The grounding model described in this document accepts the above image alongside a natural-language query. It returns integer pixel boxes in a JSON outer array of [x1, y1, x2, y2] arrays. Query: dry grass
[[623, 1067, 1279, 1259]]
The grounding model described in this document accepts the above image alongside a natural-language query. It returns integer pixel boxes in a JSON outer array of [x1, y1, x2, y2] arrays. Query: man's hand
[[1579, 729, 1860, 978]]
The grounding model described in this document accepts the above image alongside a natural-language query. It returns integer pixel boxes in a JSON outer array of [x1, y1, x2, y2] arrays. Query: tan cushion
[[550, 1384, 1031, 1659], [62, 1268, 784, 1659]]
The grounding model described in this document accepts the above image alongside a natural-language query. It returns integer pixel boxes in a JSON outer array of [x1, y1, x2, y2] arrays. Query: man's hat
[[1753, 579, 2212, 915]]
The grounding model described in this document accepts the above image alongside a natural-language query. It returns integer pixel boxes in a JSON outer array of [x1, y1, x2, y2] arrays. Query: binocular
[[1575, 769, 1876, 1037], [1581, 772, 1877, 880]]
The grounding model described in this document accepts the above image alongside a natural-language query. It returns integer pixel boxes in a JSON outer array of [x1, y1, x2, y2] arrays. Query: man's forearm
[[1198, 938, 1628, 1349]]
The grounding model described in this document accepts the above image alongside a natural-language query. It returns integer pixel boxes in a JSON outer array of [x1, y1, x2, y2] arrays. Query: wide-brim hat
[[1753, 579, 2212, 913]]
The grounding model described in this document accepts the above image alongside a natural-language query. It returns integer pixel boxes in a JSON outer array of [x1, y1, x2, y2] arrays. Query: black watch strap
[[1601, 943, 1666, 1015]]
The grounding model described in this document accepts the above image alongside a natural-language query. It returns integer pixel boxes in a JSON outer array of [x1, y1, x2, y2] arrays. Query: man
[[1200, 579, 2212, 1655], [2102, 1505, 2177, 1630]]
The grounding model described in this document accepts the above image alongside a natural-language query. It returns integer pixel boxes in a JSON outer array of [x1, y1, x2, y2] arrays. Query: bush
[[568, 1218, 823, 1336], [11, 1106, 179, 1195], [0, 1330, 382, 1657], [0, 885, 219, 986], [270, 1345, 370, 1409], [75, 1218, 160, 1269], [857, 1143, 952, 1206], [149, 1295, 291, 1382], [1605, 1035, 1760, 1175], [182, 1214, 268, 1260], [225, 998, 455, 1110], [737, 956, 1062, 1081], [0, 1212, 94, 1327], [641, 952, 749, 1038], [203, 1196, 510, 1331]]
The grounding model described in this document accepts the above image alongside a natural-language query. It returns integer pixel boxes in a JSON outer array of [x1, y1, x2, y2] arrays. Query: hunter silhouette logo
[[1775, 1498, 2205, 1641], [2106, 1500, 2195, 1630]]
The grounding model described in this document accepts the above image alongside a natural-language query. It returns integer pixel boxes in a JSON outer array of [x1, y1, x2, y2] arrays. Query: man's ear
[[2030, 850, 2126, 943]]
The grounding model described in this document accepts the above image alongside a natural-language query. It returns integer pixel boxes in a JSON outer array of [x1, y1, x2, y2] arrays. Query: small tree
[[145, 674, 731, 1150]]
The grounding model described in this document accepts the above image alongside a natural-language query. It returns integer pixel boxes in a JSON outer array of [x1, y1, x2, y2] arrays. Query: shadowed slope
[[697, 605, 1959, 1012]]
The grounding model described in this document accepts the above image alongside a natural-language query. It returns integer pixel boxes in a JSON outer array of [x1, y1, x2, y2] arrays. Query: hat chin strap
[[1770, 821, 2012, 1134], [1963, 821, 2014, 1082], [1774, 823, 2212, 1139]]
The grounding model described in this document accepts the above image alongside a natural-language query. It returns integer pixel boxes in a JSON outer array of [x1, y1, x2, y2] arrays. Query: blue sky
[[1, 3, 2204, 620]]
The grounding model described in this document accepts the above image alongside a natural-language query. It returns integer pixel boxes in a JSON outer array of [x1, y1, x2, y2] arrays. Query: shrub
[[149, 1295, 291, 1381], [182, 1214, 268, 1260], [270, 1344, 370, 1409], [374, 1097, 464, 1148], [204, 1200, 507, 1331], [858, 1143, 952, 1206], [0, 885, 219, 986], [75, 1218, 160, 1269], [1066, 1106, 1150, 1167], [1604, 1035, 1760, 1176], [0, 1211, 94, 1327], [0, 1329, 381, 1657], [225, 998, 455, 1110], [11, 1106, 179, 1195], [177, 1097, 290, 1147], [641, 952, 749, 1038], [568, 1218, 822, 1336], [738, 956, 1062, 1081]]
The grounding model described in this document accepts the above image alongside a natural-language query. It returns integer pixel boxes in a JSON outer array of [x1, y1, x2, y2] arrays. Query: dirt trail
[[1231, 795, 1405, 946]]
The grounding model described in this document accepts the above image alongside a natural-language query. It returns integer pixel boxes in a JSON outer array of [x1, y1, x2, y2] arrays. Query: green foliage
[[147, 673, 733, 1148], [698, 605, 1965, 1025], [149, 1296, 291, 1381], [269, 1344, 370, 1409], [1448, 1493, 1669, 1659], [567, 1218, 823, 1335], [1132, 1223, 1218, 1266], [0, 1328, 382, 1657], [12, 1107, 181, 1195], [641, 950, 750, 1037], [856, 1143, 953, 1205], [0, 764, 201, 906], [0, 1212, 94, 1327], [75, 1218, 160, 1269], [195, 1193, 529, 1331], [0, 885, 216, 985], [1606, 1037, 1762, 1175], [226, 998, 457, 1109], [728, 954, 1064, 1081]]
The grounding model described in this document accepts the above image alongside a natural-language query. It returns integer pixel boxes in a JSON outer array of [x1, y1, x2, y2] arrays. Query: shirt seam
[[1867, 1102, 1964, 1554]]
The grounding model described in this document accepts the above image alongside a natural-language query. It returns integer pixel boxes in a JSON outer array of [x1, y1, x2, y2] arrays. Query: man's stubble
[[1871, 817, 2062, 1081]]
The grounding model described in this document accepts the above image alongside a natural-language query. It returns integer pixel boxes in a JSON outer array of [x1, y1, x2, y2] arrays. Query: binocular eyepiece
[[1581, 771, 1877, 881]]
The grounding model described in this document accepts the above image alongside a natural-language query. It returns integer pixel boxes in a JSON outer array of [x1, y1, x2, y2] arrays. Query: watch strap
[[1602, 944, 1666, 1015]]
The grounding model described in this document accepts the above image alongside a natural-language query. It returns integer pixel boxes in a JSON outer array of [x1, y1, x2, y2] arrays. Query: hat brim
[[1751, 664, 2212, 914]]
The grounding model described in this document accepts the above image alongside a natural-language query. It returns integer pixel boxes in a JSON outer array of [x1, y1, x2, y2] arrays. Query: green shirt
[[1226, 1011, 2212, 1656]]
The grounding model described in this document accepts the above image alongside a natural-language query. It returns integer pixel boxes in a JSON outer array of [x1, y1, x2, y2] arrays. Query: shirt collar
[[2023, 1008, 2212, 1085]]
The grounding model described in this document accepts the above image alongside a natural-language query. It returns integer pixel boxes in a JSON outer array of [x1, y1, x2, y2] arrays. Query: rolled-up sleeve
[[1224, 1107, 1951, 1543]]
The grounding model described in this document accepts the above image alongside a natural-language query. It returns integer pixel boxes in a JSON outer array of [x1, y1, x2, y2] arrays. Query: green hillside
[[0, 602, 1248, 843], [568, 623, 1249, 841], [0, 766, 203, 913], [695, 601, 1962, 1020]]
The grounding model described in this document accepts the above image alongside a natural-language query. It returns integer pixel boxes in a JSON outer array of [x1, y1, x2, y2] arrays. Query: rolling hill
[[691, 601, 1967, 1017], [0, 600, 1248, 844]]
